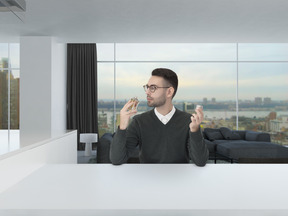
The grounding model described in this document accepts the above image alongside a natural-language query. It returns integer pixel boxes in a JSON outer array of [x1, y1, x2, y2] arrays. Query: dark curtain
[[67, 44, 98, 150]]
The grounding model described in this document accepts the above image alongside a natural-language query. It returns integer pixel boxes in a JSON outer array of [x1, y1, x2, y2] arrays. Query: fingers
[[190, 107, 204, 132], [122, 100, 134, 111], [120, 100, 138, 116], [194, 108, 203, 122], [123, 99, 139, 111], [191, 114, 201, 125], [119, 100, 138, 130]]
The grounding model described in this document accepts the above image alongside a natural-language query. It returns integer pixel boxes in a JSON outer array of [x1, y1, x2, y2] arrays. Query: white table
[[0, 164, 288, 216]]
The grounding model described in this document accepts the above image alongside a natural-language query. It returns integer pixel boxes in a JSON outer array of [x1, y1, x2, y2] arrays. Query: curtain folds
[[67, 44, 98, 150]]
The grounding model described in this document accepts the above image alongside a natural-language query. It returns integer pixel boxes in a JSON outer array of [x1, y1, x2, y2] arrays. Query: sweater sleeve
[[188, 128, 209, 166], [110, 119, 140, 165]]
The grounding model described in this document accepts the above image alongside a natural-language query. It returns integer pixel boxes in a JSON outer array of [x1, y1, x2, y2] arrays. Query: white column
[[51, 40, 67, 137], [20, 36, 66, 147]]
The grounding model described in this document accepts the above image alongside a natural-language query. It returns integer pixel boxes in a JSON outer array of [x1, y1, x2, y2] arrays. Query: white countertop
[[0, 164, 288, 216]]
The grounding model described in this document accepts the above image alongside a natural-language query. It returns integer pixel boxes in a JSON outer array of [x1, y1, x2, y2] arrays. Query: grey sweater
[[110, 109, 209, 166]]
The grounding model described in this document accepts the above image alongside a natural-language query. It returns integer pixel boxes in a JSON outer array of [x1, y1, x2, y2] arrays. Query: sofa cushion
[[206, 131, 224, 141], [203, 128, 224, 140], [217, 141, 288, 160], [231, 133, 242, 140], [245, 131, 271, 142], [220, 127, 241, 140], [233, 130, 246, 140]]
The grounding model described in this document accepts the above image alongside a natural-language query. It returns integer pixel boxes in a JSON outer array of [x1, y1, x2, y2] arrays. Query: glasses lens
[[143, 85, 157, 93], [150, 85, 156, 93]]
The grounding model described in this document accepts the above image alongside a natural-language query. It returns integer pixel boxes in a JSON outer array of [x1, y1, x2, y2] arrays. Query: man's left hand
[[189, 107, 203, 132]]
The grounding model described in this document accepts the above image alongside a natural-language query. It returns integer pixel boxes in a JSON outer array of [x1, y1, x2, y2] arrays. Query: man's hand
[[189, 106, 204, 132], [119, 100, 138, 130]]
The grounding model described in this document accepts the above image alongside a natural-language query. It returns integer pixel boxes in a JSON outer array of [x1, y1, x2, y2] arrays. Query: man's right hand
[[119, 100, 138, 130]]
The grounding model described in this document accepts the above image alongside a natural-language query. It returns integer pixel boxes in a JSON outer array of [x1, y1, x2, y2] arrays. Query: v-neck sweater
[[110, 109, 209, 166]]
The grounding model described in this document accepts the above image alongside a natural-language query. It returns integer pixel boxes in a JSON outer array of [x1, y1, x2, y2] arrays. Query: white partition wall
[[20, 36, 67, 147], [0, 130, 77, 194]]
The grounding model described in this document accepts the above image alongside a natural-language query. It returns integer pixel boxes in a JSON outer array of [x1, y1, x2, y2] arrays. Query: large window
[[97, 43, 288, 146], [238, 43, 288, 145], [0, 43, 20, 154]]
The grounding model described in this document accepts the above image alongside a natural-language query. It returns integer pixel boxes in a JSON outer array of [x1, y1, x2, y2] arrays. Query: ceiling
[[1, 0, 288, 43]]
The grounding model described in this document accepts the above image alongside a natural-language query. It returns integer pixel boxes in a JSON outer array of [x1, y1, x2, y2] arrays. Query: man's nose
[[145, 89, 150, 96]]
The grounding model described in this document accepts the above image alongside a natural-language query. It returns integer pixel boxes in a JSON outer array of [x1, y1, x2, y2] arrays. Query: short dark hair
[[151, 68, 178, 98]]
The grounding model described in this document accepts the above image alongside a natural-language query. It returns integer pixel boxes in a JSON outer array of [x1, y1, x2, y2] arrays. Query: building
[[0, 70, 8, 129], [270, 115, 288, 133], [264, 97, 272, 105], [203, 98, 208, 105], [255, 97, 262, 105]]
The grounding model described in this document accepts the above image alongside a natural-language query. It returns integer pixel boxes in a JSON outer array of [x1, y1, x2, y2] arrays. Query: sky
[[1, 43, 288, 101], [97, 43, 288, 101]]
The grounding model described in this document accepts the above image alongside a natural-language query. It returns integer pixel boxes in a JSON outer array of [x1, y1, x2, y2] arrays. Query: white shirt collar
[[154, 106, 176, 125]]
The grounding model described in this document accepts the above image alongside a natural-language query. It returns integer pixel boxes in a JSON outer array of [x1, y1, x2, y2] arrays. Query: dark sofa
[[203, 127, 288, 163]]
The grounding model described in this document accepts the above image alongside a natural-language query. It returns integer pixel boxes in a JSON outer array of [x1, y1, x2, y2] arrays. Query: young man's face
[[145, 76, 169, 107]]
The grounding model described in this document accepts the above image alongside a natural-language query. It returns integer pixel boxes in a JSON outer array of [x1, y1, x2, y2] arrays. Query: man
[[110, 68, 209, 166]]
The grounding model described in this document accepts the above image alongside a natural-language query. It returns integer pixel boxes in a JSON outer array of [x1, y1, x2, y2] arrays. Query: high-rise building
[[10, 75, 20, 129], [263, 97, 271, 105], [203, 97, 208, 105], [0, 58, 20, 129], [255, 97, 262, 105], [0, 70, 8, 129], [0, 58, 9, 129], [211, 97, 216, 104], [268, 112, 277, 120]]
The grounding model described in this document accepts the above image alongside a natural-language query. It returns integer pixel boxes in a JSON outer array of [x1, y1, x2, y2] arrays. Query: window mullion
[[8, 43, 11, 148]]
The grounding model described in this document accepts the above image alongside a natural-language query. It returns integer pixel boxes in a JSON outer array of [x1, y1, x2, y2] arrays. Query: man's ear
[[167, 87, 174, 98]]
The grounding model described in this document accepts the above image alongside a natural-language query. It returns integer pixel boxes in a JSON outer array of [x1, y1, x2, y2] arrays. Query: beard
[[147, 96, 166, 107]]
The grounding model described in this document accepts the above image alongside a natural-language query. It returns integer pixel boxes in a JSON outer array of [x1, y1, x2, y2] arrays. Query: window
[[97, 43, 288, 146], [237, 44, 288, 145], [0, 43, 20, 154]]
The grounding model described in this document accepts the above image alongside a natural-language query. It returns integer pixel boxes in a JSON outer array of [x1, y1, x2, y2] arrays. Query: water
[[204, 110, 288, 119], [100, 110, 288, 121]]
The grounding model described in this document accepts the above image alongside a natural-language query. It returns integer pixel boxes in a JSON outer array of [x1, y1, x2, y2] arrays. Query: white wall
[[20, 36, 67, 147], [0, 130, 77, 193], [20, 37, 52, 146]]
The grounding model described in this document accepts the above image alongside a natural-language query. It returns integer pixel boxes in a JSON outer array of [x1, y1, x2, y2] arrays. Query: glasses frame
[[143, 84, 171, 93]]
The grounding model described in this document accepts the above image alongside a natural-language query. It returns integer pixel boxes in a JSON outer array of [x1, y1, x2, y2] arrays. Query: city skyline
[[97, 62, 288, 101]]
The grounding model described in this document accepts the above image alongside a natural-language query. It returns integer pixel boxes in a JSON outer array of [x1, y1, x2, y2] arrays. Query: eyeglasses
[[143, 84, 170, 93]]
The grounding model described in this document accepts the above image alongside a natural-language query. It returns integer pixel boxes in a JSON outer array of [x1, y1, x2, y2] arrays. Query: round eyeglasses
[[143, 84, 170, 93]]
